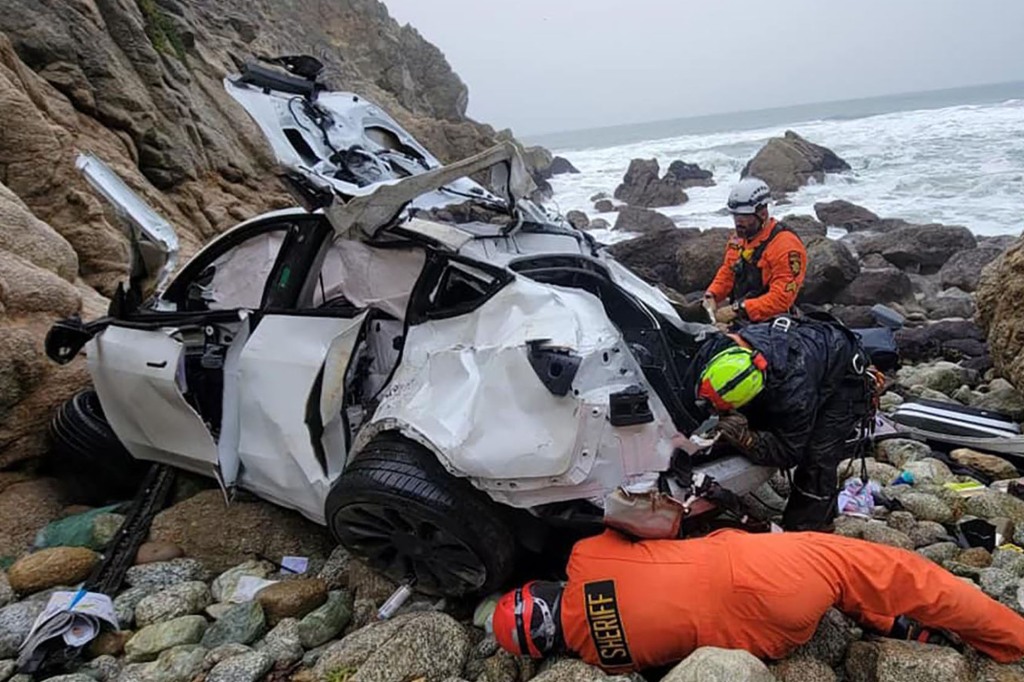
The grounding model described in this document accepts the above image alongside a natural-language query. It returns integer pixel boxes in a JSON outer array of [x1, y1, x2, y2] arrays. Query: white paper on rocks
[[17, 590, 119, 666]]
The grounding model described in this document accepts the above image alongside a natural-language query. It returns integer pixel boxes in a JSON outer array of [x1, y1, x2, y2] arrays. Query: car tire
[[46, 389, 149, 505], [325, 433, 517, 597]]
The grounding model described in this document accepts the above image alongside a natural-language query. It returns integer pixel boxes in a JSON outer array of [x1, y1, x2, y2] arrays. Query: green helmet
[[697, 345, 767, 411]]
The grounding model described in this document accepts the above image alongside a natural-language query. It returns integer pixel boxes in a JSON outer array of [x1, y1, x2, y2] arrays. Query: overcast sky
[[382, 0, 1024, 136]]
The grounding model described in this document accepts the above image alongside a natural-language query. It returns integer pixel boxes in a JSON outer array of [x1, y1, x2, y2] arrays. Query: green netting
[[32, 504, 123, 550]]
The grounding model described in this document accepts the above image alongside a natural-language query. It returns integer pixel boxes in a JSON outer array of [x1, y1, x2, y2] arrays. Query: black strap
[[750, 221, 790, 265], [514, 587, 529, 655], [731, 221, 791, 301], [715, 353, 763, 399]]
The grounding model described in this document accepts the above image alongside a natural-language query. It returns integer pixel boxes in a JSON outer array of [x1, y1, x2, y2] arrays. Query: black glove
[[716, 413, 756, 452]]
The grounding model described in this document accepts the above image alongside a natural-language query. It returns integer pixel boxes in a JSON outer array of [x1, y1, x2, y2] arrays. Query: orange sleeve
[[705, 240, 741, 303], [742, 232, 807, 322]]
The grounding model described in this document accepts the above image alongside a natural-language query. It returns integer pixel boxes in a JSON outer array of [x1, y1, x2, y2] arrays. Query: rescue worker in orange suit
[[679, 315, 873, 531], [491, 528, 1024, 673], [704, 177, 807, 326]]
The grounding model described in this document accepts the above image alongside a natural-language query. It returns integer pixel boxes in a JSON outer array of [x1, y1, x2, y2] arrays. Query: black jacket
[[681, 318, 863, 468]]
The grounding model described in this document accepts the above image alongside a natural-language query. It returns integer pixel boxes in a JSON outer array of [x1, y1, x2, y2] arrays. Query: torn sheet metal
[[223, 75, 520, 233], [395, 217, 474, 252], [363, 276, 678, 506], [87, 326, 219, 477], [317, 314, 369, 479], [235, 314, 363, 523], [324, 142, 532, 241], [75, 152, 180, 295]]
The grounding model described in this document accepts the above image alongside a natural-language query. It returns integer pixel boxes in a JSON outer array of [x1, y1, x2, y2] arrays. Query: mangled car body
[[46, 56, 775, 596]]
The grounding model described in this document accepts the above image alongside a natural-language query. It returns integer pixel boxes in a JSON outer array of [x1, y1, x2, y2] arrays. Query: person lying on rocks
[[702, 177, 808, 327], [679, 313, 875, 531], [489, 527, 1024, 674]]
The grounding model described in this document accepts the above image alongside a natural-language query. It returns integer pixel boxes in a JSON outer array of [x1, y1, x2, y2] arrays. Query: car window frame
[[161, 214, 321, 312]]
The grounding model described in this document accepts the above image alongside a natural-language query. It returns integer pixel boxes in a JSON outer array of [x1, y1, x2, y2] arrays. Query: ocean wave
[[547, 99, 1024, 238]]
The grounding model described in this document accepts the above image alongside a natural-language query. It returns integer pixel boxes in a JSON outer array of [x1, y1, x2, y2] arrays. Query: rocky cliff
[[0, 0, 516, 467]]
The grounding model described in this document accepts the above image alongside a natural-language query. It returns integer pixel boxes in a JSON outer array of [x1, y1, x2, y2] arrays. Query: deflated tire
[[46, 389, 149, 505]]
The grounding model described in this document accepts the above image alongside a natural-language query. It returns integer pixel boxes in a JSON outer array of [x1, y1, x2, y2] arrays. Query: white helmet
[[727, 177, 771, 215]]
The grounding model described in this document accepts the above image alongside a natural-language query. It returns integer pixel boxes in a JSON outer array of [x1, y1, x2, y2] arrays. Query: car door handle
[[146, 360, 168, 368]]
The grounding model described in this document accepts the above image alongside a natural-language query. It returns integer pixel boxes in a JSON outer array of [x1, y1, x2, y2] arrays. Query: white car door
[[88, 324, 223, 478], [232, 235, 425, 524], [88, 215, 296, 484]]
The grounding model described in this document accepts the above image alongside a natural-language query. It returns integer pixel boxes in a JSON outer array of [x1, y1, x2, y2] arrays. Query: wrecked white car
[[45, 56, 774, 596]]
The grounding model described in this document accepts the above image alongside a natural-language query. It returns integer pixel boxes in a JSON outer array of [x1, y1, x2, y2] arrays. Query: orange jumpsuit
[[559, 529, 1024, 673], [706, 218, 807, 322]]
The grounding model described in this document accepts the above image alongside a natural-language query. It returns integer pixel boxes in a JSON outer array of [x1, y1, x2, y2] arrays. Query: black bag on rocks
[[851, 326, 901, 372]]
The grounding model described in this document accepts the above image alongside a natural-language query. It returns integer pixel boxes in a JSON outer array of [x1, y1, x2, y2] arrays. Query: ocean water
[[528, 82, 1024, 242]]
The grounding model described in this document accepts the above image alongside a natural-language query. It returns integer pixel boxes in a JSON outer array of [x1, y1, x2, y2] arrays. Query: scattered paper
[[281, 556, 309, 575], [17, 590, 119, 667], [229, 575, 278, 603]]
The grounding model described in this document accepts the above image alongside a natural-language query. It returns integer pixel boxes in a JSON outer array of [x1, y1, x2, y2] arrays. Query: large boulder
[[798, 236, 860, 304], [672, 228, 734, 295], [813, 200, 880, 232], [896, 361, 976, 396], [520, 145, 554, 179], [150, 490, 333, 574], [835, 268, 915, 306], [780, 214, 827, 241], [612, 206, 677, 235], [548, 156, 580, 176], [856, 224, 977, 274], [565, 210, 589, 230], [894, 320, 988, 364], [608, 227, 700, 287], [976, 237, 1024, 392], [0, 182, 96, 469], [741, 130, 851, 197], [829, 305, 878, 328], [939, 246, 1003, 292], [972, 378, 1024, 421], [0, 477, 66, 558], [525, 148, 580, 179], [614, 158, 688, 208], [666, 160, 715, 188], [923, 287, 975, 321]]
